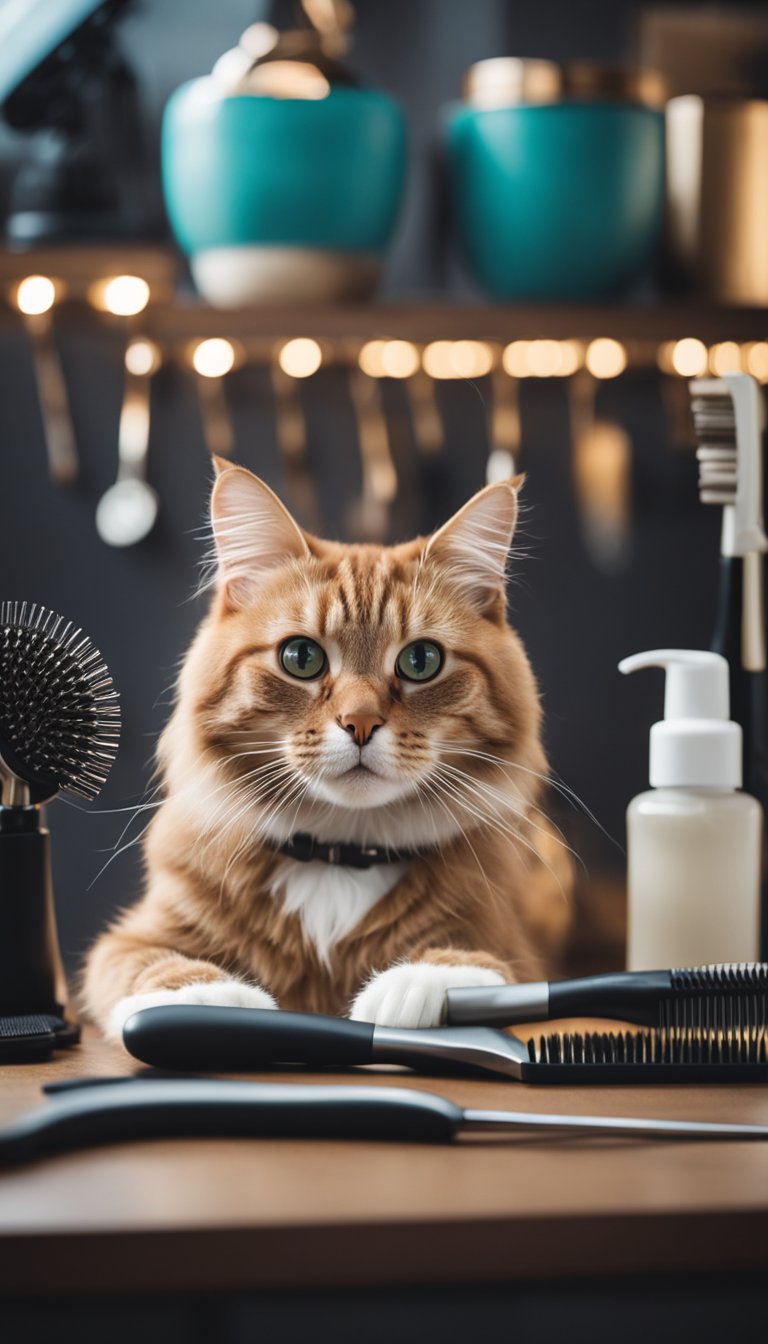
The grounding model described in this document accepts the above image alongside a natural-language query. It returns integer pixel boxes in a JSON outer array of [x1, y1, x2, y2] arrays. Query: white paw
[[350, 963, 506, 1029], [107, 979, 277, 1042]]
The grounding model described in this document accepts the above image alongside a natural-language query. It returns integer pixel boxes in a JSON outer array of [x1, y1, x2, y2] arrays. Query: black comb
[[0, 1013, 80, 1062], [446, 961, 768, 1034], [524, 1025, 768, 1082], [0, 600, 120, 802]]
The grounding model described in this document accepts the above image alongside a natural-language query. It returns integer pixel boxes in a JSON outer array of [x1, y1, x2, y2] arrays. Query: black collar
[[272, 832, 422, 870]]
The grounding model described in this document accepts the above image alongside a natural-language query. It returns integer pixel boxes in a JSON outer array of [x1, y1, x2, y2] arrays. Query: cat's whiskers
[[414, 775, 493, 903], [435, 760, 585, 875], [427, 766, 568, 902]]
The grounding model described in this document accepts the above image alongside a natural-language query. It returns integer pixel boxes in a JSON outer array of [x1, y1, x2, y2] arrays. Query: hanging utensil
[[569, 367, 632, 572], [96, 339, 161, 548], [192, 338, 237, 459], [487, 363, 522, 483], [17, 279, 78, 485], [405, 366, 444, 458], [348, 366, 398, 541], [270, 358, 321, 531]]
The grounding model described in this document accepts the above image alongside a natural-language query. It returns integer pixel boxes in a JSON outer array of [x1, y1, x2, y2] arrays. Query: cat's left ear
[[423, 476, 523, 619], [211, 462, 309, 610]]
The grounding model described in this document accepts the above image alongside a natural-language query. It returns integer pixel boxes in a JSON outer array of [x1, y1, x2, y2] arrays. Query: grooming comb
[[446, 962, 768, 1030], [122, 1005, 768, 1084], [1, 1075, 766, 1167]]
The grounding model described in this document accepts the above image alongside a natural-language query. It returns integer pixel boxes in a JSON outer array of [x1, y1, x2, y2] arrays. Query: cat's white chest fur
[[270, 858, 407, 965]]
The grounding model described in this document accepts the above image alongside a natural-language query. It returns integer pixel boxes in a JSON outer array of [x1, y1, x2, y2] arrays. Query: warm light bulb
[[449, 341, 494, 378], [422, 341, 456, 380], [277, 338, 322, 378], [585, 338, 627, 379], [558, 341, 582, 376], [745, 342, 768, 383], [358, 341, 387, 377], [90, 275, 150, 316], [709, 341, 742, 375], [125, 339, 161, 377], [380, 340, 420, 379], [526, 340, 563, 378], [16, 275, 56, 315], [670, 338, 708, 377], [192, 338, 236, 378], [656, 341, 677, 375], [502, 342, 531, 378]]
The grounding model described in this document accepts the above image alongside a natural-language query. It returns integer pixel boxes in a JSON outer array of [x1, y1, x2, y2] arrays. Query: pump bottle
[[620, 649, 761, 969]]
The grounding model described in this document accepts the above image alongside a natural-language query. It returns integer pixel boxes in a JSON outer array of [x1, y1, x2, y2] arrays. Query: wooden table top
[[1, 1024, 767, 1295]]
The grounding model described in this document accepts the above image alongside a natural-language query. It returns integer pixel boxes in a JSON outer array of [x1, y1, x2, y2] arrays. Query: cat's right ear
[[211, 464, 309, 610]]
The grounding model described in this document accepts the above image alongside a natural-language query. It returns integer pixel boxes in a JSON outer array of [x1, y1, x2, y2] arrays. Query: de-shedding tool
[[0, 601, 120, 1057], [446, 962, 768, 1030], [122, 1004, 768, 1083], [0, 1075, 766, 1166]]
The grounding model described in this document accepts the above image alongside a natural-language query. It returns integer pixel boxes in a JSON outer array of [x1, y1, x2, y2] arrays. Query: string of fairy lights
[[9, 271, 768, 386]]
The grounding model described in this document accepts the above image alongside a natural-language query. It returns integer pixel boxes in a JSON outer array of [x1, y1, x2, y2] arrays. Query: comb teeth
[[690, 383, 737, 504], [671, 962, 768, 991], [0, 601, 120, 801], [530, 1026, 768, 1067]]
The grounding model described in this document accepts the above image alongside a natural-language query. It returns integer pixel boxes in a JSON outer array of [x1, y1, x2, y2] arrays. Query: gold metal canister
[[666, 94, 768, 304]]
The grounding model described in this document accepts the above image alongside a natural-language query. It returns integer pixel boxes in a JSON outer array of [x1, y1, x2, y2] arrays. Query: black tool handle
[[0, 808, 63, 1015], [123, 1006, 376, 1071], [549, 970, 672, 1024], [0, 1079, 462, 1165]]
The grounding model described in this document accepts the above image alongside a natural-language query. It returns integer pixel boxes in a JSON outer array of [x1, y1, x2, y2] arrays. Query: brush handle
[[0, 1079, 463, 1165], [123, 1005, 377, 1071], [446, 970, 672, 1027], [0, 808, 64, 1016]]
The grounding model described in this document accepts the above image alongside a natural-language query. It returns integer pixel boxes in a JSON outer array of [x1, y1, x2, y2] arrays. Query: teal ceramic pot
[[446, 97, 665, 300], [162, 80, 406, 304]]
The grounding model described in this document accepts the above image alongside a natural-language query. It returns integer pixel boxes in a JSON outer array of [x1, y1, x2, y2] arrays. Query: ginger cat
[[84, 461, 572, 1039]]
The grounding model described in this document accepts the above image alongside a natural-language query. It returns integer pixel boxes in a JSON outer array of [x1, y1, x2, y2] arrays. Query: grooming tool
[[0, 602, 120, 1032], [446, 962, 768, 1028], [0, 1014, 79, 1063], [122, 1005, 768, 1083], [348, 366, 397, 541], [690, 372, 768, 956], [23, 307, 78, 485], [270, 359, 321, 531], [96, 339, 161, 548], [1, 1076, 766, 1167], [569, 368, 632, 572], [486, 364, 521, 484]]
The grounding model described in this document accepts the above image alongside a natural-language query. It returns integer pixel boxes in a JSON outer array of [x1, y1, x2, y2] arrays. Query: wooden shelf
[[140, 299, 768, 345]]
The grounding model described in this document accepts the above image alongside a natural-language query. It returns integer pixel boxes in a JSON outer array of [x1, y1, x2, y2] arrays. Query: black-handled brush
[[445, 962, 768, 1030], [0, 601, 120, 1054], [1, 1076, 768, 1166], [122, 1003, 768, 1083]]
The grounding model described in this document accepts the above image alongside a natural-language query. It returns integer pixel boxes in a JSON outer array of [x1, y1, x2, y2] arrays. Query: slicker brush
[[0, 601, 120, 1055]]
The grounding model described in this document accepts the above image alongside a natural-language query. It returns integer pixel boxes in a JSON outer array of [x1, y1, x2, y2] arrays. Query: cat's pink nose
[[339, 712, 385, 748]]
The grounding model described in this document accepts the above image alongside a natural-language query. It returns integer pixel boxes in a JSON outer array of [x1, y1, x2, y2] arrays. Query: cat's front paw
[[350, 963, 505, 1029], [107, 979, 277, 1043]]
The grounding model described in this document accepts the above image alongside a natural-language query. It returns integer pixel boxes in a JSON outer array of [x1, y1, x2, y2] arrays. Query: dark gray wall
[[0, 0, 732, 975]]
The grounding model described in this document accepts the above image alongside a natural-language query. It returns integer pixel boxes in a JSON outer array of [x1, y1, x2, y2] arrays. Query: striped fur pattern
[[84, 462, 573, 1039]]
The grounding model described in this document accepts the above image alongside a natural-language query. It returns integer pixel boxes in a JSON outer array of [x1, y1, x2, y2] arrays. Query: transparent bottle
[[620, 649, 762, 969]]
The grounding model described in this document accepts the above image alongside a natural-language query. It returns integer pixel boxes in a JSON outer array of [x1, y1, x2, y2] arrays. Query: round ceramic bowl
[[162, 81, 406, 305], [446, 100, 665, 300]]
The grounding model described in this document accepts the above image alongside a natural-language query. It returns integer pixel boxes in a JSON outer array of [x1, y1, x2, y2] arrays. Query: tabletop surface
[[1, 1023, 767, 1294]]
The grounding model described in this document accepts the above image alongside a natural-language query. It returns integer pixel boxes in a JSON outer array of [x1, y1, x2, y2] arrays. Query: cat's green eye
[[395, 640, 443, 683], [279, 637, 326, 680]]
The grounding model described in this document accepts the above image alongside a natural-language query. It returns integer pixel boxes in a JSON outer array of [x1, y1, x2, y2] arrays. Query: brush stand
[[0, 806, 68, 1016]]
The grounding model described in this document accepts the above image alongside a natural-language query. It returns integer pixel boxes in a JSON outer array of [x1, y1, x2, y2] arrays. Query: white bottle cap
[[619, 649, 742, 789]]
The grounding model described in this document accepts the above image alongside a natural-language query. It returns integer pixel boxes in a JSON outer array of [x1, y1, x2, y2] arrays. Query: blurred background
[[2, 0, 767, 980]]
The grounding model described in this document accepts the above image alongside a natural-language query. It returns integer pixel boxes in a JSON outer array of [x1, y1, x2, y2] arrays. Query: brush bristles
[[690, 383, 738, 505], [0, 601, 120, 801], [530, 1025, 767, 1066], [671, 962, 768, 991]]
